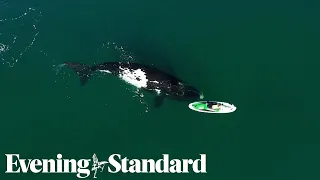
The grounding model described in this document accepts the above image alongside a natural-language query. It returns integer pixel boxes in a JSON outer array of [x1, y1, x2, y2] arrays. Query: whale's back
[[119, 62, 182, 84]]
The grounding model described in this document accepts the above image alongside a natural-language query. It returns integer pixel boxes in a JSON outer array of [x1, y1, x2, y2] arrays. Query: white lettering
[[182, 159, 193, 172], [42, 159, 55, 172], [4, 153, 207, 177], [121, 157, 129, 173], [30, 159, 42, 173], [169, 159, 182, 173], [76, 159, 91, 178], [57, 154, 63, 172], [5, 154, 20, 173], [193, 154, 207, 173], [128, 159, 141, 173], [141, 159, 155, 173], [108, 154, 121, 173], [19, 159, 31, 173], [155, 154, 169, 173], [64, 159, 77, 173]]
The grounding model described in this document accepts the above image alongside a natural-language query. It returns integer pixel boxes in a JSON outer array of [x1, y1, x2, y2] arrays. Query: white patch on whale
[[99, 70, 111, 73], [154, 89, 161, 95], [118, 67, 148, 88]]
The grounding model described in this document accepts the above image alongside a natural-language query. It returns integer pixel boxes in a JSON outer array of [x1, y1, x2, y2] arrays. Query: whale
[[64, 61, 204, 107]]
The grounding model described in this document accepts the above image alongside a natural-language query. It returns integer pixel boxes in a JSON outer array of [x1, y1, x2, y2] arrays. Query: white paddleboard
[[188, 101, 236, 114]]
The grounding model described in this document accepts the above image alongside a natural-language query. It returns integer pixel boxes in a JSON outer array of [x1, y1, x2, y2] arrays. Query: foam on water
[[132, 88, 150, 113], [97, 41, 136, 62], [0, 6, 42, 67]]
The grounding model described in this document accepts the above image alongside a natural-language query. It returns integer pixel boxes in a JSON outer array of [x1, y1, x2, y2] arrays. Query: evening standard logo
[[5, 153, 207, 178]]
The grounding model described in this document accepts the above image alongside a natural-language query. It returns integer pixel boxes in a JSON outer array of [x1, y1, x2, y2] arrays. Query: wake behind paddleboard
[[188, 101, 236, 114]]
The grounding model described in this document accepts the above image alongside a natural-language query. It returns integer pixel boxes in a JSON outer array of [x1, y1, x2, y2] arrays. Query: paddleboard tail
[[64, 62, 92, 86]]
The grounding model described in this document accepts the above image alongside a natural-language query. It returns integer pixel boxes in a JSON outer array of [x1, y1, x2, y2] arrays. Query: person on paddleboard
[[193, 101, 221, 112], [207, 101, 221, 112]]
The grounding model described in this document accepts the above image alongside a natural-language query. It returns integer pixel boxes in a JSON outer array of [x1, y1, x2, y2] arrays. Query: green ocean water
[[1, 0, 319, 179]]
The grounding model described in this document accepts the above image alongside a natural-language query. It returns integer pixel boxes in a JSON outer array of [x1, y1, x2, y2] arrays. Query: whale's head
[[181, 85, 204, 100]]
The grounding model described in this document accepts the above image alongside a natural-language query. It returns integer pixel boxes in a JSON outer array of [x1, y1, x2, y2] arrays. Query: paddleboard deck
[[188, 101, 236, 113]]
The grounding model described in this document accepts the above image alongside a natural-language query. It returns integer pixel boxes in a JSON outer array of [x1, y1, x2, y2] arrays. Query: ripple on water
[[0, 6, 42, 67]]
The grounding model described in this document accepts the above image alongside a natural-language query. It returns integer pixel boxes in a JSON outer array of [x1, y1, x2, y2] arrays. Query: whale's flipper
[[154, 95, 165, 108], [65, 62, 92, 86]]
